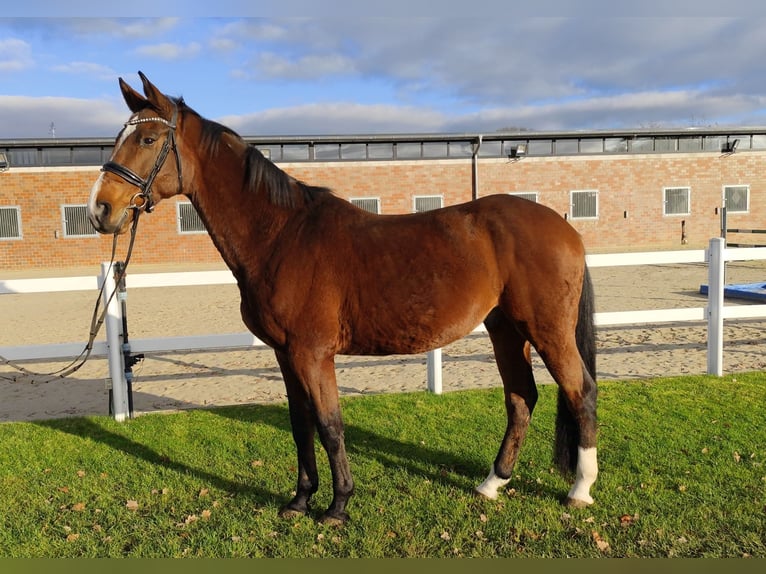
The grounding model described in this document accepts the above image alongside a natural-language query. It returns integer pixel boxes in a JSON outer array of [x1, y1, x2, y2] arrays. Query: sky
[[4, 4, 766, 139]]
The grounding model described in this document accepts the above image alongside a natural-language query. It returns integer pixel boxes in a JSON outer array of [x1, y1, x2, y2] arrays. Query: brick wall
[[1, 151, 764, 271]]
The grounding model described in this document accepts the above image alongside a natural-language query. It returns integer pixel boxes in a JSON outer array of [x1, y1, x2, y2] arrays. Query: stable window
[[663, 187, 690, 216], [350, 197, 381, 214], [414, 195, 443, 212], [177, 201, 207, 234], [0, 206, 22, 240], [72, 146, 108, 165], [555, 140, 579, 155], [422, 142, 448, 158], [340, 143, 367, 160], [367, 143, 394, 160], [396, 142, 422, 159], [42, 148, 72, 166], [509, 192, 538, 203], [570, 190, 598, 219], [62, 205, 97, 237], [724, 185, 749, 213]]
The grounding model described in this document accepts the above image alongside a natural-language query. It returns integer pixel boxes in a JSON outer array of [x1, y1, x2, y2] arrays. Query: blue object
[[699, 282, 766, 302]]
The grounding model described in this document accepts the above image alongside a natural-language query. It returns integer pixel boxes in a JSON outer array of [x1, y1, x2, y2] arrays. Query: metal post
[[427, 348, 443, 394], [706, 238, 724, 376], [115, 262, 139, 419], [102, 262, 129, 421]]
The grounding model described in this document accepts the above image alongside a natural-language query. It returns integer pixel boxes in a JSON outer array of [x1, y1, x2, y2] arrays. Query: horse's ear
[[137, 71, 174, 117], [119, 77, 148, 113]]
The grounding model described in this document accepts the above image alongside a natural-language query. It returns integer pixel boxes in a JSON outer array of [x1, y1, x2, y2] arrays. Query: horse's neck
[[189, 141, 290, 280]]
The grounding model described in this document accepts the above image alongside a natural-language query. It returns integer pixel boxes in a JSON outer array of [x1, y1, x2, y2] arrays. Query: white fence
[[2, 238, 766, 422]]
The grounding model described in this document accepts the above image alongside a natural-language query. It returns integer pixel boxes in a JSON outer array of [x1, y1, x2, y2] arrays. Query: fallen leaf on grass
[[201, 509, 212, 520], [591, 530, 610, 553], [72, 502, 86, 512], [125, 500, 139, 511], [620, 513, 639, 527], [251, 460, 263, 468], [733, 451, 741, 463], [66, 533, 80, 542], [199, 488, 210, 498], [440, 531, 451, 541]]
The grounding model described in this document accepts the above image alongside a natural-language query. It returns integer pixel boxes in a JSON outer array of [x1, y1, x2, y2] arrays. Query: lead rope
[[0, 212, 143, 384]]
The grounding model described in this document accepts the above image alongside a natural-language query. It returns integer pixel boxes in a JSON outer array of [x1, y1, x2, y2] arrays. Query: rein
[[0, 214, 142, 383], [1, 106, 183, 385]]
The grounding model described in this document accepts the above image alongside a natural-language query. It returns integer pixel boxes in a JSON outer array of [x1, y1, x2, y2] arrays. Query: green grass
[[0, 373, 764, 558]]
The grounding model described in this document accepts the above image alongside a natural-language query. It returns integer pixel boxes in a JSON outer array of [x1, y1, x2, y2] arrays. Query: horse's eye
[[142, 136, 156, 145]]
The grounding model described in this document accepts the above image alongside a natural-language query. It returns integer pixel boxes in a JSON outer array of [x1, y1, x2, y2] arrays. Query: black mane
[[178, 98, 331, 209]]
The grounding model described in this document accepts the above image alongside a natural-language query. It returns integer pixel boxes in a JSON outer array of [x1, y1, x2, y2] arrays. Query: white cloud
[[66, 17, 180, 39], [255, 52, 357, 79], [217, 102, 446, 135], [0, 95, 127, 138], [134, 42, 202, 60], [0, 38, 33, 72], [51, 61, 117, 81]]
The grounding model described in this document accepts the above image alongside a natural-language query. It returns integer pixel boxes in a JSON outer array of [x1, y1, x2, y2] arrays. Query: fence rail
[[2, 239, 766, 421]]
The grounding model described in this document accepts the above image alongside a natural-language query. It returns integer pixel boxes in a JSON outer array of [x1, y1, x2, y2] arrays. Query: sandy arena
[[1, 260, 765, 422]]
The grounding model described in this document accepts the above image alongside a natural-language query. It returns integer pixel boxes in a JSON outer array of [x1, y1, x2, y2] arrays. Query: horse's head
[[88, 72, 184, 235]]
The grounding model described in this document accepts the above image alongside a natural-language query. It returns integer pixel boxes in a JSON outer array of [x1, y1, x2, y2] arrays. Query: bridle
[[0, 105, 185, 385], [101, 103, 184, 214]]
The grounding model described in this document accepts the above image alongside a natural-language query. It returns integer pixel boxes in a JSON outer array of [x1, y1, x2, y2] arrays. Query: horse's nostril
[[97, 201, 111, 219]]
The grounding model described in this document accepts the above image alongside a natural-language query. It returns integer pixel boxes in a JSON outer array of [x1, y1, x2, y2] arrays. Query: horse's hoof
[[564, 496, 592, 509], [473, 487, 497, 500], [278, 506, 306, 520], [319, 511, 349, 527]]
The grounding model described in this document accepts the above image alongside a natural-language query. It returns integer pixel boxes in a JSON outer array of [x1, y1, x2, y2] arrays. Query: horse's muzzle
[[88, 201, 131, 235]]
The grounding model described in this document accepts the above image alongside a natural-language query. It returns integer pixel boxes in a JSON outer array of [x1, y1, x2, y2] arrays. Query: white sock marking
[[475, 467, 510, 500], [567, 446, 598, 505]]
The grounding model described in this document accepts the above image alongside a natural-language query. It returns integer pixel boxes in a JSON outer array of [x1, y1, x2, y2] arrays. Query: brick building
[[1, 128, 764, 272]]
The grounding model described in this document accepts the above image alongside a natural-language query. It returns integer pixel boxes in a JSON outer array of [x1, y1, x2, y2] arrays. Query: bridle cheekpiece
[[101, 103, 183, 214]]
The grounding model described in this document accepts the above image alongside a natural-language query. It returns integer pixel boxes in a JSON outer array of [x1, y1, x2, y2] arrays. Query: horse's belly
[[344, 302, 491, 355]]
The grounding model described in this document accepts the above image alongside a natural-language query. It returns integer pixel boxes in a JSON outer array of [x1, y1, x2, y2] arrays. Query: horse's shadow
[[34, 398, 567, 512]]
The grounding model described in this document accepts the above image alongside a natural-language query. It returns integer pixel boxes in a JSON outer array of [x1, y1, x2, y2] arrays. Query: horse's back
[[312, 193, 585, 355]]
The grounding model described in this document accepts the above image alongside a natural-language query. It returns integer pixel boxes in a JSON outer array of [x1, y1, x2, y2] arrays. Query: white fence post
[[706, 238, 725, 376], [427, 348, 443, 394], [102, 262, 129, 421]]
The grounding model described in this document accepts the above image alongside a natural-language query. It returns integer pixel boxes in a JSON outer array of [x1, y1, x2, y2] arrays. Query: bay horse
[[87, 73, 598, 526]]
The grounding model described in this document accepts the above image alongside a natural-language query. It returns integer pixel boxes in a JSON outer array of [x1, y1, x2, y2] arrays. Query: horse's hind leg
[[475, 308, 538, 499], [535, 339, 598, 507]]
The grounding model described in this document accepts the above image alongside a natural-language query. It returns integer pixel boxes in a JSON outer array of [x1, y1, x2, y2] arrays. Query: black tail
[[554, 264, 598, 475]]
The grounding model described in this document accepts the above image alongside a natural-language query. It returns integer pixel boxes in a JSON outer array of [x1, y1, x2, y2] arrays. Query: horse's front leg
[[275, 351, 319, 518], [292, 349, 355, 525]]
